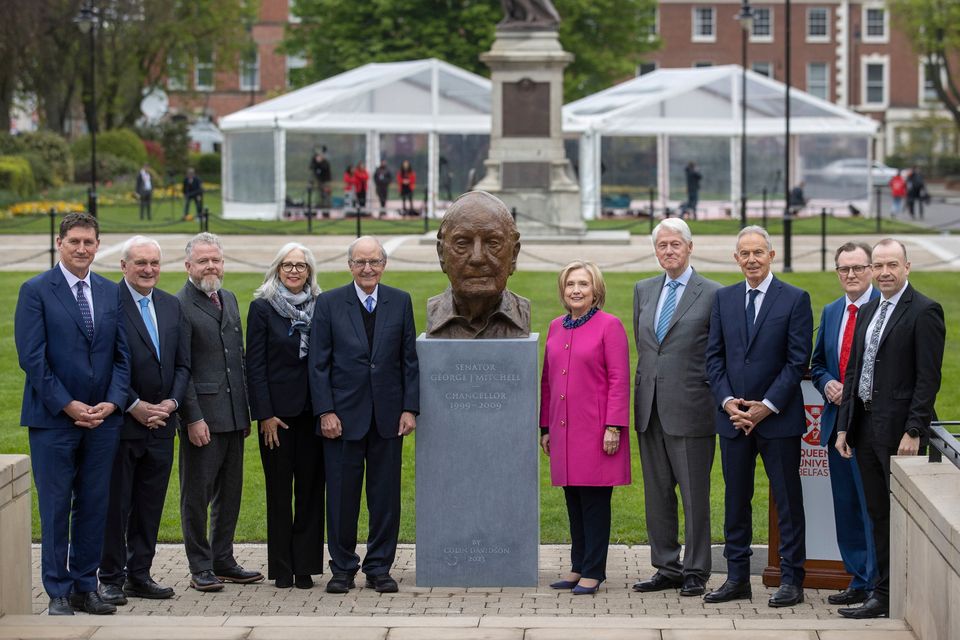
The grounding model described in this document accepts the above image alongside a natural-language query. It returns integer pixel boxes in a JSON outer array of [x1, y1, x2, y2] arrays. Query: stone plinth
[[890, 456, 960, 640], [414, 335, 539, 587], [0, 454, 32, 615]]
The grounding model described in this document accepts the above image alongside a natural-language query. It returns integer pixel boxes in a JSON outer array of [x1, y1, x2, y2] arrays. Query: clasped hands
[[130, 399, 176, 429], [723, 398, 772, 435], [64, 400, 116, 429]]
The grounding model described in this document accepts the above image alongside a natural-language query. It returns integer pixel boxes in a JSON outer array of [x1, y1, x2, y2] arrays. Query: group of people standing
[[888, 167, 928, 218], [309, 148, 418, 216]]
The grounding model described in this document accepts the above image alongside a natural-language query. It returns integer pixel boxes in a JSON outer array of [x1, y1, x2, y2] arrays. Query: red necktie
[[838, 303, 857, 383], [209, 291, 222, 310]]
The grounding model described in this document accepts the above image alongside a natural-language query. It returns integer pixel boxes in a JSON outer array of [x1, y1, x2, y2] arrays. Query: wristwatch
[[906, 427, 921, 439]]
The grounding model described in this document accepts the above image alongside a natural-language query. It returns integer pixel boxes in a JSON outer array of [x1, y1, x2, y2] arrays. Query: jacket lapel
[[645, 275, 666, 341], [667, 272, 702, 335], [50, 268, 92, 341], [371, 287, 389, 358], [344, 284, 368, 353], [877, 284, 911, 349], [189, 283, 222, 323], [120, 282, 159, 362], [746, 277, 782, 352]]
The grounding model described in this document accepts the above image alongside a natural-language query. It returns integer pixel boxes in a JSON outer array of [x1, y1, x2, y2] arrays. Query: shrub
[[72, 128, 147, 167], [19, 131, 73, 185], [21, 152, 55, 189], [937, 155, 960, 177], [193, 152, 221, 183], [0, 156, 36, 197], [0, 134, 25, 155], [161, 119, 190, 178], [74, 152, 139, 184], [142, 138, 166, 173]]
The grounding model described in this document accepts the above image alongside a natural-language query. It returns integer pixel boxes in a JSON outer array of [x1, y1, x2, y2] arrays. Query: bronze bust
[[426, 191, 531, 339], [499, 0, 560, 30]]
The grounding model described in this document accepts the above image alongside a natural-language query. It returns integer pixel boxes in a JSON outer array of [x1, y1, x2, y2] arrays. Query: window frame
[[806, 7, 830, 43], [806, 62, 830, 101], [239, 50, 260, 92], [750, 7, 774, 43], [194, 51, 215, 92], [860, 55, 889, 109], [862, 5, 888, 44], [751, 62, 774, 78], [692, 6, 717, 43]]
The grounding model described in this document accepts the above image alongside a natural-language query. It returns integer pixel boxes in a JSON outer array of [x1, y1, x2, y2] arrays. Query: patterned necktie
[[209, 290, 222, 310], [139, 297, 161, 359], [746, 288, 761, 337], [858, 300, 890, 402], [655, 280, 680, 343], [76, 281, 94, 340], [365, 295, 375, 313], [838, 303, 858, 383]]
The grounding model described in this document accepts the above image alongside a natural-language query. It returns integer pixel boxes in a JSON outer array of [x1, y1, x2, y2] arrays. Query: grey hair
[[121, 235, 162, 261], [736, 225, 772, 251], [185, 232, 223, 260], [253, 242, 321, 300], [347, 235, 386, 262], [651, 218, 692, 246], [873, 238, 908, 262]]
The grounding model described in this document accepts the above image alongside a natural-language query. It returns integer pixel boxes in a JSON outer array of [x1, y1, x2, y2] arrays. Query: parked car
[[818, 158, 899, 183]]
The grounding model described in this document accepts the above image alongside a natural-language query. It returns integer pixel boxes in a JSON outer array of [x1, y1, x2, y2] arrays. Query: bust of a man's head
[[427, 191, 530, 339]]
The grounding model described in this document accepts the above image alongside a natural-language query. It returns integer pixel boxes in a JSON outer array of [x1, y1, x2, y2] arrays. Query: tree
[[283, 0, 659, 102], [889, 0, 960, 130]]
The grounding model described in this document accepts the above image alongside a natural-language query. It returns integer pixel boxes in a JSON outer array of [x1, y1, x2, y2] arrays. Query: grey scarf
[[266, 284, 315, 359]]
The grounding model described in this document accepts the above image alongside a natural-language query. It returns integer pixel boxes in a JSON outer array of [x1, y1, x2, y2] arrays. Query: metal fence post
[[649, 187, 655, 234], [875, 184, 882, 233], [762, 187, 768, 229], [820, 207, 828, 272], [49, 208, 56, 268]]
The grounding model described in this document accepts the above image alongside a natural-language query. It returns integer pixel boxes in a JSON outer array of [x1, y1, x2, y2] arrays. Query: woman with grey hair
[[245, 242, 324, 589]]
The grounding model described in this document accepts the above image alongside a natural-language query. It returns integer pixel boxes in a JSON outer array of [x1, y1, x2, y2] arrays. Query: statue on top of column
[[499, 0, 560, 30]]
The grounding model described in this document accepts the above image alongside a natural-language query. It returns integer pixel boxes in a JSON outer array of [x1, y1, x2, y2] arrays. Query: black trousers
[[259, 412, 325, 579], [376, 185, 388, 208], [854, 428, 897, 600], [139, 193, 152, 220], [563, 486, 613, 581], [99, 436, 174, 585], [323, 425, 403, 577]]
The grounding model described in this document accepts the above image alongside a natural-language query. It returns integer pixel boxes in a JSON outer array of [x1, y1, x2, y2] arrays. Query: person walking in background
[[540, 260, 630, 596], [888, 170, 906, 217], [182, 168, 203, 221], [632, 219, 721, 598], [373, 160, 392, 214], [682, 162, 702, 219], [810, 242, 879, 608], [99, 236, 188, 606], [398, 160, 416, 216], [310, 147, 332, 212], [906, 166, 927, 219], [353, 162, 369, 209], [136, 164, 154, 221], [246, 243, 325, 590]]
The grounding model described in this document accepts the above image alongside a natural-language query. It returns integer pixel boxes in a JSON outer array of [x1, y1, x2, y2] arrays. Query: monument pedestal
[[474, 30, 584, 236], [414, 335, 540, 587]]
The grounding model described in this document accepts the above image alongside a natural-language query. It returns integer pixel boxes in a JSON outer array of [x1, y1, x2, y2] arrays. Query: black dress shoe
[[326, 572, 356, 594], [827, 587, 869, 605], [365, 573, 399, 593], [190, 570, 225, 592], [215, 564, 264, 584], [680, 575, 707, 597], [294, 575, 314, 589], [97, 583, 127, 605], [69, 591, 117, 615], [768, 583, 804, 607], [838, 595, 889, 619], [275, 575, 294, 588], [123, 577, 174, 599], [632, 572, 683, 592], [48, 596, 74, 615], [703, 579, 752, 603]]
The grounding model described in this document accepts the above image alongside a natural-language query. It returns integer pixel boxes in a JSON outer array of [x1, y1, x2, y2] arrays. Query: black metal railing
[[927, 421, 960, 469]]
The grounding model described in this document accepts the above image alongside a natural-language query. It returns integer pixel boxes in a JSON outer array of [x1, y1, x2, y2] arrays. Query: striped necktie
[[655, 281, 680, 343]]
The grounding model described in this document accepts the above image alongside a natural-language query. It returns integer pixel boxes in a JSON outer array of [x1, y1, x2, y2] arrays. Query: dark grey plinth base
[[414, 334, 540, 587]]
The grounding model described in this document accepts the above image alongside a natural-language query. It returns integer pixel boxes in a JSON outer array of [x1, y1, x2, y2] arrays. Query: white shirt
[[354, 282, 379, 310], [59, 262, 94, 327], [744, 271, 774, 321], [836, 285, 874, 361], [652, 265, 692, 332], [140, 169, 152, 191], [862, 281, 908, 349]]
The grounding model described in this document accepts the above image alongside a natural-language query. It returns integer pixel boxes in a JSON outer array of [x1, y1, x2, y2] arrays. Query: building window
[[693, 61, 713, 68], [752, 62, 773, 78], [692, 7, 716, 42], [862, 6, 888, 43], [807, 62, 829, 100], [288, 0, 301, 23], [194, 50, 214, 91], [286, 53, 308, 89], [648, 6, 659, 40], [240, 50, 259, 91], [806, 7, 829, 42], [751, 7, 773, 42], [638, 62, 657, 76], [861, 56, 888, 107], [166, 56, 187, 91], [921, 62, 941, 104]]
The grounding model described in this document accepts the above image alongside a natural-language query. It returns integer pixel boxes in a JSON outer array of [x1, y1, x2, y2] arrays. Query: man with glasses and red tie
[[810, 242, 879, 609]]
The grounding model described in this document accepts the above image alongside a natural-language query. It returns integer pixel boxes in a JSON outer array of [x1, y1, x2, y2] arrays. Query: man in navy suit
[[15, 213, 130, 616], [97, 236, 189, 606], [309, 236, 419, 594], [810, 242, 878, 606], [705, 226, 812, 608]]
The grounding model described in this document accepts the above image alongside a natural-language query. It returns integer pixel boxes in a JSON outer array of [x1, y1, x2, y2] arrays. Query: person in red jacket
[[353, 162, 369, 209], [888, 170, 906, 217], [398, 160, 416, 216]]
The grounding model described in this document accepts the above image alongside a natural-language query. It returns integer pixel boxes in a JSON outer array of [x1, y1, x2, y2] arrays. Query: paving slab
[[89, 627, 250, 640], [817, 632, 918, 640], [525, 630, 661, 640], [663, 632, 817, 640], [248, 628, 387, 640], [0, 627, 95, 640], [387, 629, 522, 640]]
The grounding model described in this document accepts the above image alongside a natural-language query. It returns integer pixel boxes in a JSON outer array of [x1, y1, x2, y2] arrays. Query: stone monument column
[[474, 26, 584, 236]]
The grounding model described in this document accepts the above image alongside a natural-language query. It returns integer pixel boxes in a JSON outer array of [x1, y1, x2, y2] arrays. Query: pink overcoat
[[539, 310, 631, 487]]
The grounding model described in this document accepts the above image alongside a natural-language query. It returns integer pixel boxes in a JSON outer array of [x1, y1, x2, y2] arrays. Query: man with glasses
[[810, 242, 879, 608], [834, 239, 944, 618], [309, 236, 419, 594]]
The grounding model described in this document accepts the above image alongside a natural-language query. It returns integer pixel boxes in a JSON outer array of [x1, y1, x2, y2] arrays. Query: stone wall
[[0, 454, 31, 616]]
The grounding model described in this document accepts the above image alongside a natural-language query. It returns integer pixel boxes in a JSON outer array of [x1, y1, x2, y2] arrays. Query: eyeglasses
[[835, 265, 871, 276], [349, 259, 386, 269], [280, 262, 309, 273]]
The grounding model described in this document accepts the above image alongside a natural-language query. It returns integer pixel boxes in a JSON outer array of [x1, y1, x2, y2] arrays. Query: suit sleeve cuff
[[127, 398, 140, 413], [762, 398, 779, 414]]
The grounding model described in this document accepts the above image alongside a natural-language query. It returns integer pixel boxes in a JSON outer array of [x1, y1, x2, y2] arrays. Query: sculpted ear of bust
[[427, 191, 531, 339]]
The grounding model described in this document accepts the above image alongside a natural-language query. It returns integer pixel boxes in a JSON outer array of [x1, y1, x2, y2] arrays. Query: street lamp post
[[736, 1, 754, 229], [75, 2, 98, 218], [783, 0, 793, 272]]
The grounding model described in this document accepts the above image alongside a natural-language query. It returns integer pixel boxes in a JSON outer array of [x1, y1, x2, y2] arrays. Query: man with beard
[[176, 233, 262, 592]]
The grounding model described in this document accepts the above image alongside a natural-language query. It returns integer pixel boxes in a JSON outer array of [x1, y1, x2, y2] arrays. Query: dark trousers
[[179, 429, 245, 574], [183, 194, 202, 217], [323, 425, 403, 577], [29, 425, 120, 597], [376, 185, 388, 208], [139, 193, 152, 220], [826, 430, 877, 591], [356, 190, 367, 208], [720, 434, 806, 585], [99, 436, 174, 585], [563, 486, 613, 581], [854, 432, 897, 600], [260, 412, 325, 579]]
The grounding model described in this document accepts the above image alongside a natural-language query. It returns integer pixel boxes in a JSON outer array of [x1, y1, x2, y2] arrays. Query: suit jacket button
[[370, 363, 376, 369], [745, 358, 750, 364], [226, 368, 230, 373], [560, 394, 565, 400]]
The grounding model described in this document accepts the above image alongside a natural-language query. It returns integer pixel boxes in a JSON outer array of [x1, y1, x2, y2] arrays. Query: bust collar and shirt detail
[[836, 285, 874, 351], [426, 288, 531, 339], [59, 260, 95, 325], [863, 280, 908, 346], [354, 282, 379, 310], [744, 271, 774, 318], [652, 265, 693, 330]]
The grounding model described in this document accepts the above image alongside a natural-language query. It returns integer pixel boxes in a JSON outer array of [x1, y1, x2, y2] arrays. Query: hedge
[[0, 156, 36, 197], [191, 152, 221, 183], [72, 128, 147, 168], [74, 152, 140, 184], [20, 131, 73, 185]]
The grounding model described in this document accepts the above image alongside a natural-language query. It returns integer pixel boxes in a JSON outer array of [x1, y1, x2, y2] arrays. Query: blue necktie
[[76, 281, 94, 341], [139, 297, 161, 359], [746, 288, 761, 337], [365, 295, 375, 313], [655, 280, 680, 343]]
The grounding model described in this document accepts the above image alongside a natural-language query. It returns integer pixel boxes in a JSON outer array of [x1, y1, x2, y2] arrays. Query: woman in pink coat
[[540, 260, 631, 595]]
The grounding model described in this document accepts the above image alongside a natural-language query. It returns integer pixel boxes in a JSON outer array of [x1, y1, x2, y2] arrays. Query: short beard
[[193, 274, 223, 294]]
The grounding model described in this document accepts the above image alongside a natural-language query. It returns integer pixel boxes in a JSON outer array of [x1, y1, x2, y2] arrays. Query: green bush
[[21, 152, 55, 189], [0, 156, 36, 197], [20, 131, 73, 185], [192, 152, 221, 183], [937, 155, 960, 177], [74, 152, 139, 184], [72, 128, 147, 168], [161, 119, 190, 178], [0, 134, 25, 155]]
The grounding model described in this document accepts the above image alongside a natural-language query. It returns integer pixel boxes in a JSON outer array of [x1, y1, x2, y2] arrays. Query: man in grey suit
[[632, 218, 721, 597], [176, 232, 263, 592]]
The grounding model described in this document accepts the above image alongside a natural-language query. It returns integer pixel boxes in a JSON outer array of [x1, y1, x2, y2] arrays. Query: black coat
[[245, 297, 313, 421]]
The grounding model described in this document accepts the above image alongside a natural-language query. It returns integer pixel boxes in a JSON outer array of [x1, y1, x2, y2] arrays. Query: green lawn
[[2, 269, 958, 544]]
